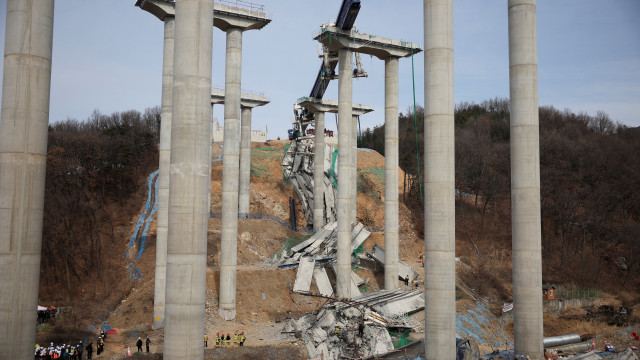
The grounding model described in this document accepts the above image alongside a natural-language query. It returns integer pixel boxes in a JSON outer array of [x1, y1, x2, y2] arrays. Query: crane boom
[[309, 0, 361, 99]]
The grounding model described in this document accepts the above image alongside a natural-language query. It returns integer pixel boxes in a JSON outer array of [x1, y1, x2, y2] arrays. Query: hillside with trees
[[360, 99, 640, 299], [40, 107, 160, 310]]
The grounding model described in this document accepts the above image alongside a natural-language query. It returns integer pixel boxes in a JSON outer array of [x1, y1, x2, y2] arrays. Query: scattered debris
[[284, 297, 395, 359], [277, 220, 371, 298], [611, 348, 640, 360]]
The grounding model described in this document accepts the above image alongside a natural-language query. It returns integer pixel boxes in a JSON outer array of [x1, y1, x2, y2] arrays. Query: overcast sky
[[1, 0, 639, 138]]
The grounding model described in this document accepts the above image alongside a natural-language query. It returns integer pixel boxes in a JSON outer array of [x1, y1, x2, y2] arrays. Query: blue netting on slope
[[127, 170, 159, 280], [456, 301, 513, 348], [136, 175, 159, 262]]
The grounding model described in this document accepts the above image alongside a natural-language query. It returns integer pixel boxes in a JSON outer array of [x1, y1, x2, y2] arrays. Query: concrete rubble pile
[[277, 221, 371, 297], [284, 296, 400, 360], [282, 138, 337, 225]]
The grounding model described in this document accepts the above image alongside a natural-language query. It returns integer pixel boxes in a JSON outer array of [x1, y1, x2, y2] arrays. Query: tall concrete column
[[219, 26, 242, 321], [164, 0, 213, 357], [153, 15, 175, 331], [336, 48, 353, 299], [238, 107, 251, 216], [424, 0, 455, 359], [0, 1, 54, 358], [352, 115, 358, 223], [508, 1, 543, 358], [384, 57, 399, 290], [313, 112, 326, 231]]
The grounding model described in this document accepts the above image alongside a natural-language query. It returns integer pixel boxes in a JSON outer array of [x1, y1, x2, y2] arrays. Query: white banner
[[502, 303, 513, 313]]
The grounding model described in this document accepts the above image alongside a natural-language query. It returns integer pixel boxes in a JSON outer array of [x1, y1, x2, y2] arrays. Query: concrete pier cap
[[314, 26, 422, 60], [295, 97, 373, 117], [211, 86, 270, 109], [136, 0, 272, 30]]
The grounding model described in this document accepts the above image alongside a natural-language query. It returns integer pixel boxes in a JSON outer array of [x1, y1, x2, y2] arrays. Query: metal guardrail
[[314, 26, 423, 51], [156, 0, 271, 20], [211, 86, 266, 98], [216, 0, 270, 19]]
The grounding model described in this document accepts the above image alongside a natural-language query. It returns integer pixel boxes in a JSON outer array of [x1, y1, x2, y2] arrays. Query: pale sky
[[1, 0, 639, 138]]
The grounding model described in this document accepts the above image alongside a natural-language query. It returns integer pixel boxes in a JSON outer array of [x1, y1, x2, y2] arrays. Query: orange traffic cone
[[127, 346, 132, 357]]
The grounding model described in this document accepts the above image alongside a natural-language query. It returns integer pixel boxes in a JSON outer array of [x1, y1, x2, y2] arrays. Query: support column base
[[152, 308, 165, 329], [219, 307, 236, 321]]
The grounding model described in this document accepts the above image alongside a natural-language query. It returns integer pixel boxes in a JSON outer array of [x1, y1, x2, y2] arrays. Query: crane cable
[[411, 45, 424, 202]]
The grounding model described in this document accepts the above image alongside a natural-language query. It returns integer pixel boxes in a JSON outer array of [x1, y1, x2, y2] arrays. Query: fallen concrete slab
[[314, 266, 334, 297], [352, 289, 425, 317], [293, 257, 316, 293], [369, 244, 419, 282]]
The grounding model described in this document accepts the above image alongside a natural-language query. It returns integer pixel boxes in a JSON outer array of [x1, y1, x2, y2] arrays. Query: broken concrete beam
[[371, 291, 424, 317], [315, 309, 336, 331], [313, 266, 334, 297], [292, 154, 302, 173], [369, 244, 419, 282], [361, 326, 394, 357], [316, 343, 330, 359], [350, 273, 362, 296], [351, 227, 370, 252], [351, 270, 365, 287], [352, 289, 425, 317], [304, 337, 318, 359], [293, 257, 316, 293]]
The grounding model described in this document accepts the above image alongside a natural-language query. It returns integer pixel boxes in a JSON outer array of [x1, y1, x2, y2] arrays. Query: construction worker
[[413, 278, 419, 290], [404, 275, 410, 287], [334, 326, 342, 339], [234, 332, 239, 347], [85, 341, 93, 359], [204, 332, 208, 347], [225, 333, 231, 348], [240, 332, 246, 346], [215, 333, 220, 348]]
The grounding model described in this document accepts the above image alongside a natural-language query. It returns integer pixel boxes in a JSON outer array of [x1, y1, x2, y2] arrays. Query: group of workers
[[209, 332, 246, 347], [34, 329, 108, 359], [34, 342, 83, 359]]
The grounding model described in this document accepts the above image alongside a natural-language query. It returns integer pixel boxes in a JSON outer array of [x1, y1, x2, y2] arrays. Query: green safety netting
[[389, 330, 412, 349], [251, 163, 268, 178], [253, 147, 284, 159], [353, 244, 364, 257], [329, 147, 339, 188]]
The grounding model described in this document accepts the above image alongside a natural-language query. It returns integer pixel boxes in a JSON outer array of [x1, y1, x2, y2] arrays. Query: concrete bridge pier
[[220, 26, 243, 321], [424, 0, 456, 358], [313, 111, 326, 231], [0, 0, 54, 357], [238, 106, 252, 217], [153, 14, 175, 331], [163, 0, 213, 357], [384, 56, 400, 290], [508, 0, 544, 358], [336, 48, 354, 299], [352, 115, 358, 224]]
